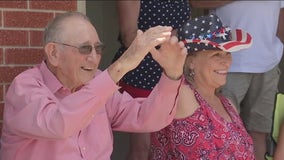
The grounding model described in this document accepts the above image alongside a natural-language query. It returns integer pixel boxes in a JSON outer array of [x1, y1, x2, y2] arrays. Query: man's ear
[[44, 43, 60, 66]]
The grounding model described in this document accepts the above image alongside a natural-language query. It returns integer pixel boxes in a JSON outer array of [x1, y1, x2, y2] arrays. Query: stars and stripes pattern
[[178, 14, 253, 53]]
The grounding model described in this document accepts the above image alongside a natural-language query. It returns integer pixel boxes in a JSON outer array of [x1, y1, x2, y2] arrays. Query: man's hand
[[150, 36, 187, 80], [108, 26, 173, 83]]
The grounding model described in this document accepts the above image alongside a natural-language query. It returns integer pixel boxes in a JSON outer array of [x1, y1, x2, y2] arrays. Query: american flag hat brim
[[178, 14, 253, 53]]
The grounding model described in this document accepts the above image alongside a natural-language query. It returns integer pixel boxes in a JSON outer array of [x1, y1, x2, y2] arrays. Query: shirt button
[[82, 147, 86, 151]]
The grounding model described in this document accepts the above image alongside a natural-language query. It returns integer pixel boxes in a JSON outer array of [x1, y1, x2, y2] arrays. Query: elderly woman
[[149, 14, 255, 159]]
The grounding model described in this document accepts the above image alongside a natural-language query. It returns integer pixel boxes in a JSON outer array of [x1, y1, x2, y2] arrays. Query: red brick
[[0, 104, 3, 133], [0, 30, 28, 46], [0, 121, 2, 136], [30, 30, 44, 47], [0, 1, 27, 9], [4, 11, 54, 28], [0, 66, 29, 83], [0, 123, 2, 136], [0, 49, 3, 64], [4, 84, 10, 95], [5, 48, 45, 65], [30, 0, 77, 11], [0, 10, 2, 27], [0, 85, 3, 102]]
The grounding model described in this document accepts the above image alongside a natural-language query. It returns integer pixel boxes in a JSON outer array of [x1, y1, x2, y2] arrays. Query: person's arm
[[190, 0, 233, 9], [107, 73, 182, 132], [117, 0, 140, 47], [273, 121, 284, 159], [107, 37, 187, 132], [277, 8, 284, 44]]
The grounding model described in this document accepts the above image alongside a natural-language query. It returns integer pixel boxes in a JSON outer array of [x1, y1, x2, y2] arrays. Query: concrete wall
[[86, 1, 120, 71], [86, 1, 129, 159]]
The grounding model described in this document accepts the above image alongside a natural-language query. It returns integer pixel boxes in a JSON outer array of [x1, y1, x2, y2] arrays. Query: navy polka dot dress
[[113, 0, 191, 96]]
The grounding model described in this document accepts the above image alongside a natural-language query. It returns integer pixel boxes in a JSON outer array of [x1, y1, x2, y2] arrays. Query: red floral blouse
[[150, 84, 255, 160]]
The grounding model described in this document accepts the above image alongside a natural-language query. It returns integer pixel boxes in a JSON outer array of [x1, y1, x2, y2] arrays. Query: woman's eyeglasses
[[53, 42, 105, 55]]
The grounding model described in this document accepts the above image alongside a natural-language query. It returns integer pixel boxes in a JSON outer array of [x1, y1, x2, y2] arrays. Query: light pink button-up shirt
[[0, 61, 181, 160]]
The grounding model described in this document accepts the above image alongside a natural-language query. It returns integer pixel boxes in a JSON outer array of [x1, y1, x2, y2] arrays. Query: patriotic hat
[[178, 14, 252, 53]]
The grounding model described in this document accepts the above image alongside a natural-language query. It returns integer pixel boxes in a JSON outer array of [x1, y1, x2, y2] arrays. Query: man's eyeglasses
[[53, 42, 105, 55]]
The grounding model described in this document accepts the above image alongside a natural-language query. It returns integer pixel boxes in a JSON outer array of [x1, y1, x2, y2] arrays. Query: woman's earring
[[184, 68, 195, 82], [189, 70, 195, 78]]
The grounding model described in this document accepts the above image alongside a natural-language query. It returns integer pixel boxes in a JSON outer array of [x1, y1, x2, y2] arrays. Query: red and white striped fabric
[[179, 14, 253, 53], [221, 29, 253, 52]]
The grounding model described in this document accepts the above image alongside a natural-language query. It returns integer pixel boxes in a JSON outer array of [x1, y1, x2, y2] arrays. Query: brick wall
[[0, 0, 78, 136]]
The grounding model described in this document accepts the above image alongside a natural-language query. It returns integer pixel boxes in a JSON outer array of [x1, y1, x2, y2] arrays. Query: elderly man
[[0, 11, 186, 160]]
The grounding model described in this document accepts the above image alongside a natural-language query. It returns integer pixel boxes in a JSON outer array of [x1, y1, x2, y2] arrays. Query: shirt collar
[[39, 61, 64, 94]]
